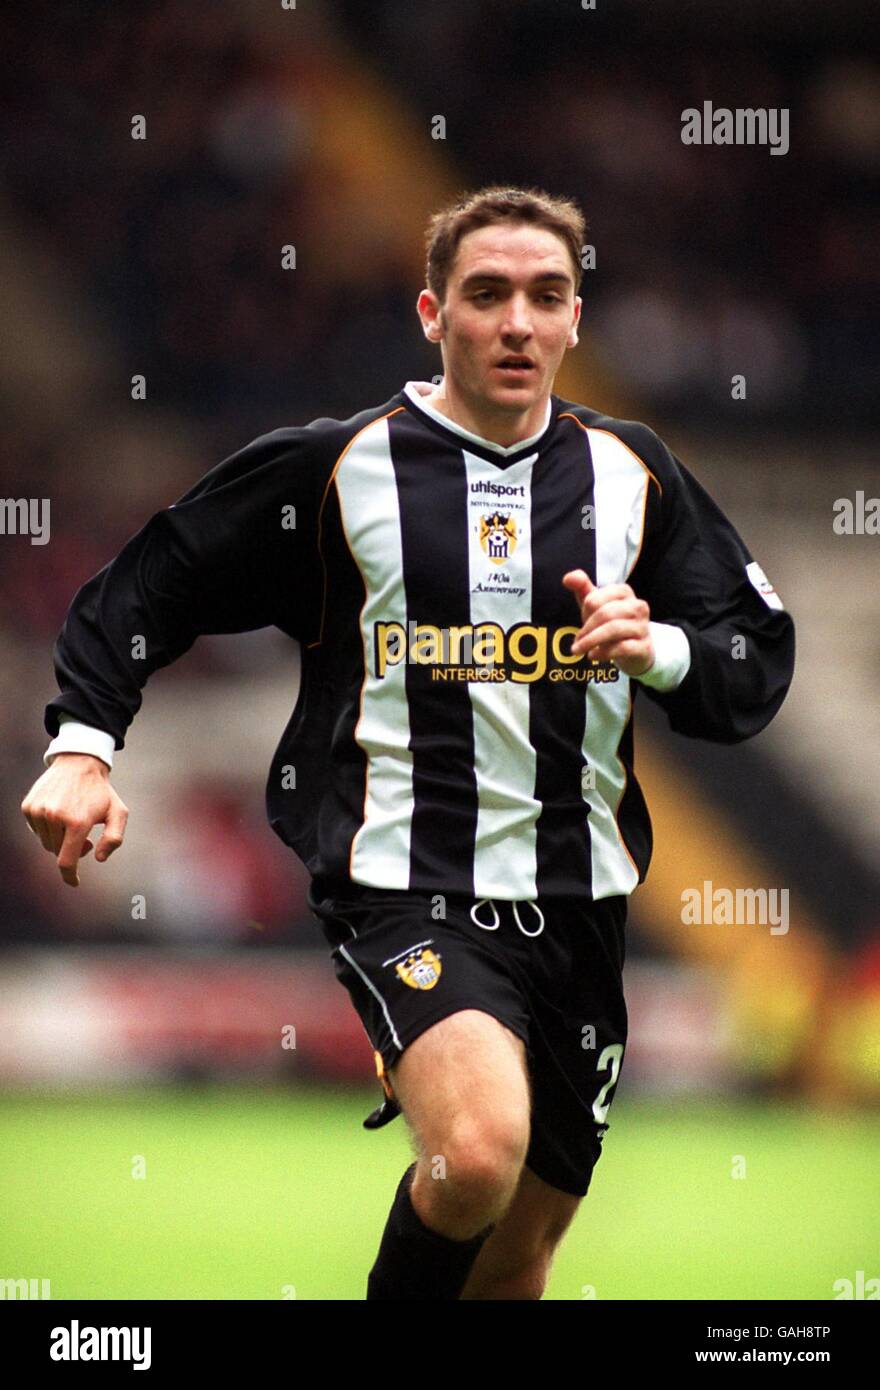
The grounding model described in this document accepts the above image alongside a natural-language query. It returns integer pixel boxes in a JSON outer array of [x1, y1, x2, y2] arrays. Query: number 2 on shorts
[[592, 1042, 624, 1124]]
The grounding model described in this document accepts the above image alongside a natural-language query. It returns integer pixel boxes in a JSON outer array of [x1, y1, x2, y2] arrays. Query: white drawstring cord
[[469, 898, 545, 937], [512, 901, 545, 937], [469, 898, 500, 930]]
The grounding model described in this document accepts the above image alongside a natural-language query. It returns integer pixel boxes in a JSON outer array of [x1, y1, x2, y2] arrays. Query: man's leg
[[366, 1008, 531, 1300], [460, 1165, 581, 1300]]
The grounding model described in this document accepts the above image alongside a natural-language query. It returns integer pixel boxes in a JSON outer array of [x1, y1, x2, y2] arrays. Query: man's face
[[419, 222, 581, 417]]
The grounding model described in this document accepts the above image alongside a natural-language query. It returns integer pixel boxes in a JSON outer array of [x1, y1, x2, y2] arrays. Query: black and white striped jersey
[[44, 381, 795, 902]]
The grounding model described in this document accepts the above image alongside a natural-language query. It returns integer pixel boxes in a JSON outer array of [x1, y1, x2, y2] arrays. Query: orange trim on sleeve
[[559, 413, 659, 582], [559, 413, 664, 497]]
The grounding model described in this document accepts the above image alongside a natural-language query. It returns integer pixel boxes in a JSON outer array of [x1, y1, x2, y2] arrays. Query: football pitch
[[1, 1085, 876, 1301]]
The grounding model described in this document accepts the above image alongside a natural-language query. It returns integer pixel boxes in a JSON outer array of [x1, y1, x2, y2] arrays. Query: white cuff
[[633, 622, 692, 692], [44, 715, 116, 770]]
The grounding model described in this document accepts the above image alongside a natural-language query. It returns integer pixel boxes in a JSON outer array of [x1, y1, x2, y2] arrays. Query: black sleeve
[[628, 436, 796, 744], [44, 427, 325, 749]]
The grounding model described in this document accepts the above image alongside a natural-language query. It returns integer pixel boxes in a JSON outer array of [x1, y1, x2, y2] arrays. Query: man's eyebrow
[[459, 271, 573, 290]]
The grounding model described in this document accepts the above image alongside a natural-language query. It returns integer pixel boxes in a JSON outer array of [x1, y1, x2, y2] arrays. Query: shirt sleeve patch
[[746, 560, 784, 610]]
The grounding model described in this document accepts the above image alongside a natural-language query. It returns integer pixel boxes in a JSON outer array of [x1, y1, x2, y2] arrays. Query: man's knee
[[389, 1010, 532, 1235], [414, 1109, 530, 1232], [443, 1110, 530, 1198]]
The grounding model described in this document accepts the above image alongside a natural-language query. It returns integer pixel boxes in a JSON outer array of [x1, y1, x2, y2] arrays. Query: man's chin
[[484, 376, 543, 409]]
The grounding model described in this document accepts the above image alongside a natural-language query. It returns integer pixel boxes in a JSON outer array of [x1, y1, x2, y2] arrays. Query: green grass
[[1, 1086, 876, 1300]]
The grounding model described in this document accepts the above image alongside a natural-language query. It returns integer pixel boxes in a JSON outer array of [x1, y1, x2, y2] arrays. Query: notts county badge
[[395, 947, 443, 991], [479, 512, 518, 564]]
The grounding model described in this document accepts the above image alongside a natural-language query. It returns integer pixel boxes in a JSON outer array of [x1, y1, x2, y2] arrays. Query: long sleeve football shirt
[[43, 380, 795, 901]]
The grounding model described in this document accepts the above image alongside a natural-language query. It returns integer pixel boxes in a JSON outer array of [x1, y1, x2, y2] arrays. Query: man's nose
[[502, 296, 533, 337]]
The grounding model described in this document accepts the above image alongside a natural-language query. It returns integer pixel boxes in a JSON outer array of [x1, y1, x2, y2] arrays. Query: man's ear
[[428, 304, 446, 343], [567, 296, 582, 349], [418, 290, 445, 343]]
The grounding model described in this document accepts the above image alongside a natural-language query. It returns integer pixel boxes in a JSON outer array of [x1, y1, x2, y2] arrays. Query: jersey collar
[[402, 379, 557, 464]]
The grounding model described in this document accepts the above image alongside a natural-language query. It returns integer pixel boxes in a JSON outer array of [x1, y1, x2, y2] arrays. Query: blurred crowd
[[1, 1, 425, 943], [339, 0, 878, 424], [1, 0, 876, 943]]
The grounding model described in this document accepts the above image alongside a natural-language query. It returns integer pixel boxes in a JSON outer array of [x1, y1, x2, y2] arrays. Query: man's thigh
[[309, 885, 534, 1132], [388, 1008, 531, 1158]]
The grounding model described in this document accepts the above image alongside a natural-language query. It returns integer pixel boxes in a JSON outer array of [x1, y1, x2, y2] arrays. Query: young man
[[22, 186, 795, 1300]]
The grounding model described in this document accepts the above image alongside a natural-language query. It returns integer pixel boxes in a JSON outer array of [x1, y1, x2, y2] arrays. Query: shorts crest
[[395, 946, 443, 990]]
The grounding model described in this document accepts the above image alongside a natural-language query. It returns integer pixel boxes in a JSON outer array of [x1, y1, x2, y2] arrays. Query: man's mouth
[[494, 356, 535, 376]]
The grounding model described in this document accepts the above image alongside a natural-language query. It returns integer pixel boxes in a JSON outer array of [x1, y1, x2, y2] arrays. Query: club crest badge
[[395, 947, 443, 991], [479, 512, 518, 565]]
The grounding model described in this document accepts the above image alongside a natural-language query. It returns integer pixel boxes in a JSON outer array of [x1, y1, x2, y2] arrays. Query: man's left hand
[[562, 569, 655, 678]]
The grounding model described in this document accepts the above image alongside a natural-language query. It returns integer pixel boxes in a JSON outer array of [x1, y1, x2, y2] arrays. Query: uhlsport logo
[[480, 511, 518, 564], [373, 619, 620, 685]]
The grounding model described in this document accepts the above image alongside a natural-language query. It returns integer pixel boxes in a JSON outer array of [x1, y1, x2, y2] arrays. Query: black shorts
[[307, 878, 628, 1198]]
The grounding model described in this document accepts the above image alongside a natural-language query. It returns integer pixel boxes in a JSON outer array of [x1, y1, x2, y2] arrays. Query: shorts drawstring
[[470, 898, 545, 937], [512, 901, 545, 937]]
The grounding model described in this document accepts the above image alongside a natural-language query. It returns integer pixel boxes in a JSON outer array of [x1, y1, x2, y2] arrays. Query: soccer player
[[22, 186, 795, 1300]]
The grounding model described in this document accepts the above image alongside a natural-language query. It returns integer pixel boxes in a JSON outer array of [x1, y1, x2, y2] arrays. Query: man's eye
[[540, 294, 563, 304], [473, 290, 495, 302]]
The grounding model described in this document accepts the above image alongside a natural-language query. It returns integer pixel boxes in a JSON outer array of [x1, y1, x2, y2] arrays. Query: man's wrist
[[44, 718, 116, 770], [48, 751, 111, 776], [632, 622, 692, 692]]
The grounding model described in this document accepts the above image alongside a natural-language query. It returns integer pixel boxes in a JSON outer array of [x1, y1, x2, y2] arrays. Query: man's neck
[[421, 382, 551, 449]]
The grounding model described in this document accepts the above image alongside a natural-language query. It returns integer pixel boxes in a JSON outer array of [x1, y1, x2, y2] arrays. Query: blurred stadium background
[[1, 0, 878, 1300]]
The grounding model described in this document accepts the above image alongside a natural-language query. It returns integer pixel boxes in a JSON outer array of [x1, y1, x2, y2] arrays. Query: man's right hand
[[21, 754, 129, 888]]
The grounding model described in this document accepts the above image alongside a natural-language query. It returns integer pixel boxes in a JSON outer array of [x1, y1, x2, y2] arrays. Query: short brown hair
[[424, 185, 587, 305]]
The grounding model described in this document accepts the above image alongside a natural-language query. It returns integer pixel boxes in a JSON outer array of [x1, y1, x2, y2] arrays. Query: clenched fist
[[21, 753, 129, 888], [562, 568, 655, 677]]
